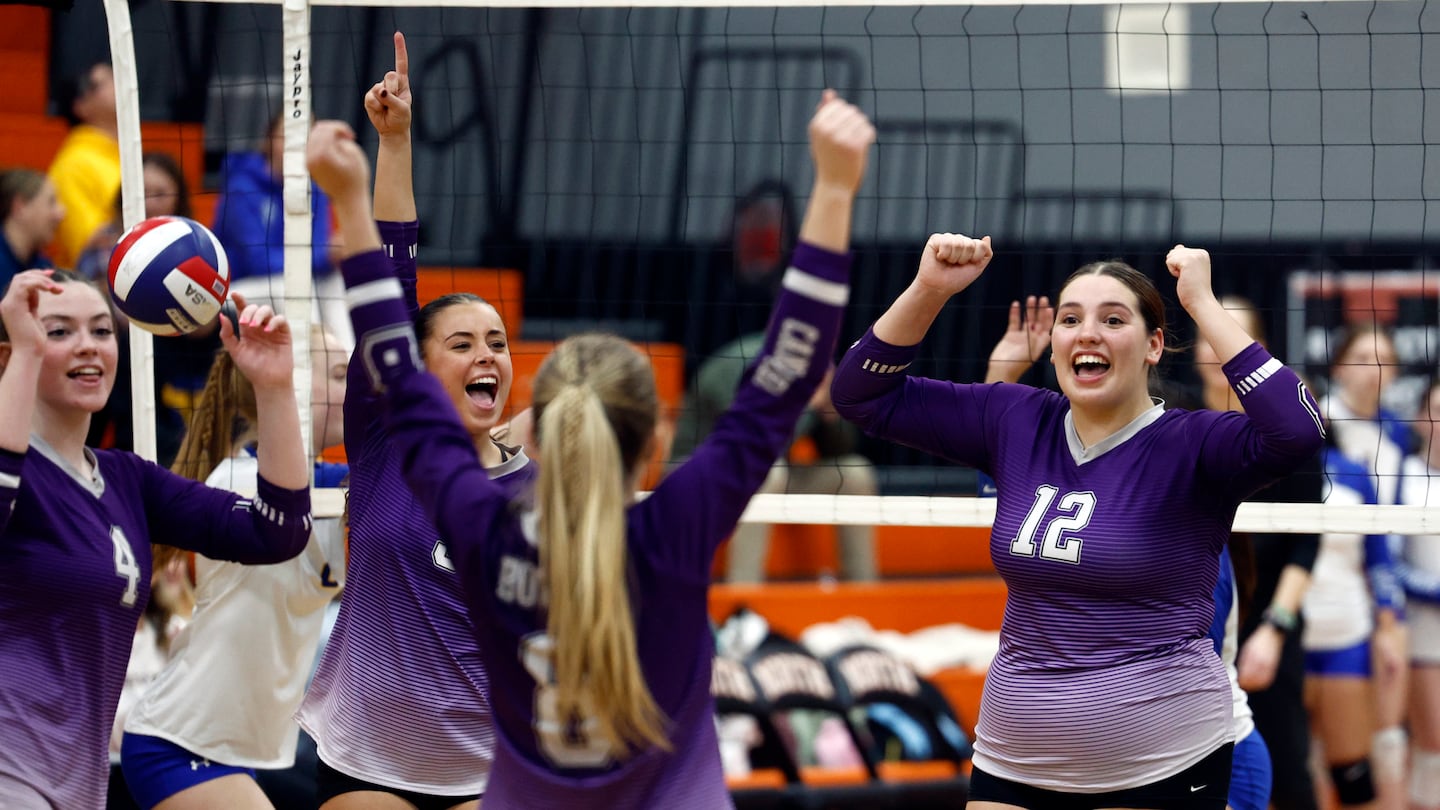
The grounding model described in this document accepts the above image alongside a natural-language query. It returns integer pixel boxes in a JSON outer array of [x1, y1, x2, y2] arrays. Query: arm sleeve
[[1197, 343, 1328, 500], [1257, 453, 1323, 572], [377, 220, 421, 320], [340, 248, 510, 569], [0, 448, 22, 534], [638, 242, 850, 576], [344, 221, 420, 455], [1396, 536, 1440, 603], [831, 327, 1018, 471], [1366, 531, 1405, 612], [141, 460, 311, 564]]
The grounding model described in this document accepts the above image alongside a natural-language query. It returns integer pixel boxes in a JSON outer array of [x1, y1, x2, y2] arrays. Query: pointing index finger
[[394, 31, 409, 79]]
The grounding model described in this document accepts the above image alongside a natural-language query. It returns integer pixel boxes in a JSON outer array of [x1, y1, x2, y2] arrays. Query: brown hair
[[0, 168, 47, 222], [142, 152, 193, 220], [531, 333, 666, 755]]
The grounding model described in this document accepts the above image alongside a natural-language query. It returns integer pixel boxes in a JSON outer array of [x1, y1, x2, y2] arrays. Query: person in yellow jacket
[[47, 61, 120, 269]]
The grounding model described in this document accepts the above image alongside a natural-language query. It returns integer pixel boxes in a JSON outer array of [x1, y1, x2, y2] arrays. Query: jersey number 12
[[1008, 485, 1095, 564]]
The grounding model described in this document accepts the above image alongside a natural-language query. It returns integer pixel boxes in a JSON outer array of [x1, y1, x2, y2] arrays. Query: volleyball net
[[87, 0, 1440, 536]]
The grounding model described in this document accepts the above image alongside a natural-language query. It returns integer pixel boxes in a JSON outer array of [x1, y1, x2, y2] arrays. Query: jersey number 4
[[520, 632, 617, 769], [1008, 485, 1095, 564], [110, 525, 141, 607]]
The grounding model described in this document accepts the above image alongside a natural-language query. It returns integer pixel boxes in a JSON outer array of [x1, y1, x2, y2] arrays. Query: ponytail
[[533, 334, 666, 755]]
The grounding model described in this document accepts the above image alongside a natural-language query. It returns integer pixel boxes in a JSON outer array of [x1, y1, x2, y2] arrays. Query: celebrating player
[[308, 86, 873, 807], [830, 238, 1324, 808]]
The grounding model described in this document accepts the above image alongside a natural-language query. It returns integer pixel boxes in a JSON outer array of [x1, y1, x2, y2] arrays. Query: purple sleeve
[[636, 243, 851, 577], [139, 459, 311, 564], [830, 327, 1021, 470], [344, 221, 420, 454], [378, 220, 421, 319], [0, 448, 21, 535], [1198, 343, 1327, 499]]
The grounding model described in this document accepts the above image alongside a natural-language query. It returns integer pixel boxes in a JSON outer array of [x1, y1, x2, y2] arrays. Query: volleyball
[[107, 216, 231, 337]]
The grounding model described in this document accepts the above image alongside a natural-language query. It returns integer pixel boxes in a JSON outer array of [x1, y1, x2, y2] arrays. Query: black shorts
[[968, 743, 1233, 810], [315, 758, 479, 810]]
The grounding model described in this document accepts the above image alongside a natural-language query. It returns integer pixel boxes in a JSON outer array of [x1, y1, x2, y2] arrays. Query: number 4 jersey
[[831, 332, 1325, 793]]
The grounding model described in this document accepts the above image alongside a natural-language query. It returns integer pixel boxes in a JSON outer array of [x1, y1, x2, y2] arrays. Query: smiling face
[[35, 281, 119, 417], [419, 300, 513, 440], [1051, 271, 1164, 421]]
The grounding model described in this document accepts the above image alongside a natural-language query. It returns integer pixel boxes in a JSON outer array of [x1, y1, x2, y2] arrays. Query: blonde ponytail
[[532, 334, 666, 755]]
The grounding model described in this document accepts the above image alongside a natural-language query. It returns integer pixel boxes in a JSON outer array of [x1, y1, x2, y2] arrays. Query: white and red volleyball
[[107, 216, 230, 336]]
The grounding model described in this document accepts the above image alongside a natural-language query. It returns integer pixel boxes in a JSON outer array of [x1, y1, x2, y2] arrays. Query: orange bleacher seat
[[712, 523, 993, 581], [0, 113, 71, 171], [140, 121, 206, 200], [415, 266, 524, 333], [0, 6, 49, 117], [0, 115, 205, 196]]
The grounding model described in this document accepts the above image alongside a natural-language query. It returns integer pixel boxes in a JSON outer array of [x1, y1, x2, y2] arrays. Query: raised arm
[[215, 293, 308, 491], [1167, 245, 1254, 366], [309, 120, 506, 550], [0, 271, 60, 456], [1168, 247, 1325, 491], [984, 294, 1053, 384], [642, 91, 874, 574], [873, 232, 992, 348], [365, 30, 420, 317]]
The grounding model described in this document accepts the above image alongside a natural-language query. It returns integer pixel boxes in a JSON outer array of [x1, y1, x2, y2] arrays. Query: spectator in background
[[213, 112, 351, 349], [48, 61, 121, 269], [0, 169, 63, 292], [1320, 324, 1413, 799], [672, 336, 878, 584], [75, 152, 194, 282]]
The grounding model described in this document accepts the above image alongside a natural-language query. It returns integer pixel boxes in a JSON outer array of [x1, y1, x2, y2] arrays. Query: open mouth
[[67, 366, 104, 383], [465, 375, 499, 409], [1072, 354, 1110, 381]]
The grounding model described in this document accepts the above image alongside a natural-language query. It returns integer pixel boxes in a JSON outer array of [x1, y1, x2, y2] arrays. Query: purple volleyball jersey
[[339, 241, 849, 808], [0, 439, 310, 809], [298, 221, 536, 795], [831, 331, 1324, 791]]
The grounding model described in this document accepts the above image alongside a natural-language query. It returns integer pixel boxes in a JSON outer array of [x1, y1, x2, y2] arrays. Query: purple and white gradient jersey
[[0, 437, 310, 810], [339, 241, 849, 808], [297, 220, 535, 796], [832, 331, 1324, 792]]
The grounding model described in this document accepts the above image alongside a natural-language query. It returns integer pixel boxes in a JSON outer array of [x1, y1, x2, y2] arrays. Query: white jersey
[[1399, 456, 1440, 574], [1302, 466, 1373, 651], [1321, 395, 1406, 505], [125, 455, 346, 768], [1220, 585, 1256, 741]]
